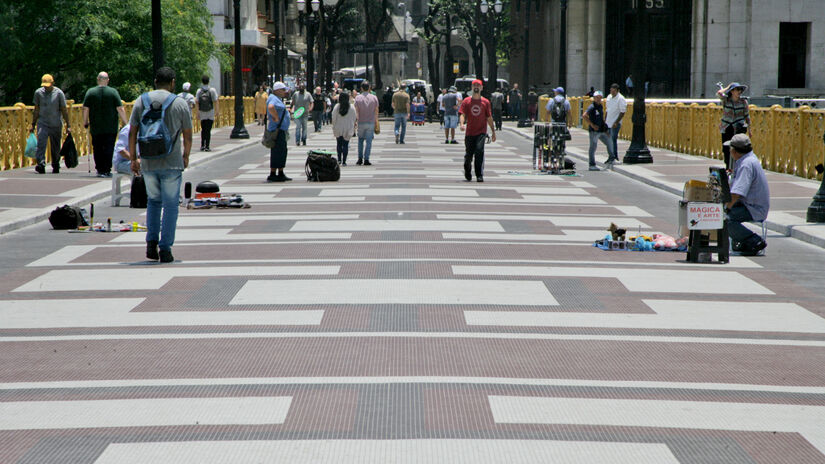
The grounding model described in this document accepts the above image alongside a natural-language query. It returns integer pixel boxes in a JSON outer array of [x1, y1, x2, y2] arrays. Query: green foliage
[[0, 0, 229, 106]]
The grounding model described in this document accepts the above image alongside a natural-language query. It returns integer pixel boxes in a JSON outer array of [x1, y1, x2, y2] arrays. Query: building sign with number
[[629, 0, 668, 9]]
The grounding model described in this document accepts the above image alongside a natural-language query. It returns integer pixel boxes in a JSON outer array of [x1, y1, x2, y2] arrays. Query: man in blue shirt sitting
[[724, 134, 769, 255]]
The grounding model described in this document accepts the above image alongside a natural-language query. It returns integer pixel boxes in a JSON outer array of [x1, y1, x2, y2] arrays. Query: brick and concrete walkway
[[1, 120, 824, 463]]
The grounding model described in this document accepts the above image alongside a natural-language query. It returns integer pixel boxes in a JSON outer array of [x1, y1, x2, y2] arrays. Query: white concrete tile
[[13, 266, 340, 292], [231, 279, 558, 306], [290, 220, 504, 232], [110, 229, 351, 242], [437, 214, 650, 229], [442, 232, 590, 242], [452, 265, 773, 295], [226, 194, 364, 202], [465, 300, 825, 333], [614, 205, 655, 217], [0, 299, 324, 328], [433, 196, 606, 205], [1, 396, 292, 430], [176, 215, 360, 227], [94, 439, 678, 464], [318, 188, 479, 197], [488, 396, 825, 454]]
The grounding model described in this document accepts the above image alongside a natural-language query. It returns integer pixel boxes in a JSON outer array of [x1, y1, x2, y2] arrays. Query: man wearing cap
[[178, 82, 196, 113], [545, 87, 570, 123], [442, 86, 460, 144], [30, 74, 70, 174], [83, 72, 128, 177], [724, 133, 769, 255], [266, 82, 292, 182], [490, 87, 505, 131], [582, 90, 616, 171], [459, 79, 496, 182], [605, 83, 627, 159]]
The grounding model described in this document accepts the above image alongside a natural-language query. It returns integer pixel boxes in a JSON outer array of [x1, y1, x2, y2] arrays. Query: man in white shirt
[[113, 124, 138, 174], [605, 83, 627, 161]]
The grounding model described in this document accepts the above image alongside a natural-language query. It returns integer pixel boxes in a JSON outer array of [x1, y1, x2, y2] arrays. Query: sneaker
[[445, 140, 450, 144], [34, 165, 46, 174], [741, 240, 767, 256], [342, 162, 347, 166], [52, 167, 60, 174], [266, 174, 283, 182], [589, 166, 601, 171], [204, 147, 211, 152], [104, 172, 112, 177], [96, 173, 106, 178], [450, 140, 458, 144], [356, 159, 363, 165], [159, 249, 174, 263], [296, 141, 301, 146], [363, 160, 372, 166], [279, 173, 293, 181], [400, 141, 405, 144], [302, 140, 307, 146], [477, 177, 484, 182], [146, 241, 159, 261]]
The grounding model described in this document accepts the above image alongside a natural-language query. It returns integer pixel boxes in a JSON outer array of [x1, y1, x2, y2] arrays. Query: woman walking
[[332, 91, 357, 165], [255, 84, 268, 126], [717, 82, 751, 170]]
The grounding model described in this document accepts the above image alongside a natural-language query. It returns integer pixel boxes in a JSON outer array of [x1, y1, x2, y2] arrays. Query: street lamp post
[[622, 1, 652, 163], [230, 0, 249, 139], [480, 0, 503, 95], [399, 3, 411, 79], [518, 0, 532, 127], [151, 0, 163, 75], [297, 0, 320, 89], [559, 0, 568, 90]]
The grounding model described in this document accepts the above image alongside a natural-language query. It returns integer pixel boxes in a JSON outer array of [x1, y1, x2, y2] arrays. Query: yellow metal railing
[[0, 96, 254, 171], [538, 96, 825, 179]]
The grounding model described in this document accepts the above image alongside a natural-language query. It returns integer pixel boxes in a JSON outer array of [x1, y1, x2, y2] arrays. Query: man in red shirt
[[459, 79, 496, 182]]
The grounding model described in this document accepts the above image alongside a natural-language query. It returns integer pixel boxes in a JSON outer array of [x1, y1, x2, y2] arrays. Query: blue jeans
[[294, 117, 308, 144], [609, 123, 622, 158], [727, 203, 761, 248], [336, 136, 350, 163], [394, 113, 407, 142], [588, 130, 615, 166], [143, 169, 182, 251], [357, 122, 375, 161]]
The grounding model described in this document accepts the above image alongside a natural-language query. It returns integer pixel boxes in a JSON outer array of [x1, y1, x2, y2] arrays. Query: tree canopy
[[0, 0, 229, 106]]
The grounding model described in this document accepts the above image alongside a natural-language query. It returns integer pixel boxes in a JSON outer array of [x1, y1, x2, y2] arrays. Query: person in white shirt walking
[[604, 83, 627, 161]]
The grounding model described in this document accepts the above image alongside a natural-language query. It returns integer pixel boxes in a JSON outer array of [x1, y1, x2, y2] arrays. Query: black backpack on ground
[[49, 205, 88, 230], [305, 151, 340, 182], [130, 175, 148, 208], [198, 89, 214, 112]]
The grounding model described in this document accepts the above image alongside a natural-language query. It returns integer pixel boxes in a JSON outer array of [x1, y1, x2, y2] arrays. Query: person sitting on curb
[[724, 133, 769, 256]]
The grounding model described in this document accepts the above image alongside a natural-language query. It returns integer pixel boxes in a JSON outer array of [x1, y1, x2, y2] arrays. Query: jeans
[[609, 123, 622, 159], [727, 203, 762, 248], [510, 102, 521, 120], [143, 169, 183, 251], [357, 122, 375, 161], [114, 159, 132, 174], [393, 113, 407, 142], [294, 117, 308, 144], [35, 125, 62, 169], [336, 136, 350, 163], [464, 134, 486, 179], [312, 111, 323, 132], [92, 133, 116, 174], [200, 119, 213, 149], [588, 130, 615, 166]]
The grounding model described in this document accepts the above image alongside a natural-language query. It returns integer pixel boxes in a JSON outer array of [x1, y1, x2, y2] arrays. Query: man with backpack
[[128, 66, 193, 263], [195, 75, 218, 151], [490, 87, 504, 131], [546, 87, 570, 124]]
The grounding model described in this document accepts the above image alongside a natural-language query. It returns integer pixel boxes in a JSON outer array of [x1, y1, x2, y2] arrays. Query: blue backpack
[[137, 92, 180, 159]]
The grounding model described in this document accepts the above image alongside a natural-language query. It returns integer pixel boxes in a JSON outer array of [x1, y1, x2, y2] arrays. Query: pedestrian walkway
[[0, 123, 264, 234], [505, 122, 825, 249]]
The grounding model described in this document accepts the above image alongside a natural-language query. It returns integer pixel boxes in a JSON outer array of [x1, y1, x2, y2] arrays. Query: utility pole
[[230, 0, 250, 139]]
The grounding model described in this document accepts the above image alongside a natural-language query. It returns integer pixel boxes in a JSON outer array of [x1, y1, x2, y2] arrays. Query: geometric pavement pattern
[[2, 122, 825, 463]]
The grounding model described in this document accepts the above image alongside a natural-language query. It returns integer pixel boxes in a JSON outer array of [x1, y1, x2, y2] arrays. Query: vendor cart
[[680, 167, 732, 263], [533, 122, 572, 173], [411, 103, 427, 125]]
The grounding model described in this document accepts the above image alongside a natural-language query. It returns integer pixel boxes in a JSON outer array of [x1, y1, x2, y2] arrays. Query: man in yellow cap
[[30, 74, 71, 174]]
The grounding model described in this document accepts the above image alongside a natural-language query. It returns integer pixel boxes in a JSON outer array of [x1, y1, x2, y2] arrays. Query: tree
[[321, 0, 362, 90], [0, 0, 229, 106], [361, 0, 393, 89]]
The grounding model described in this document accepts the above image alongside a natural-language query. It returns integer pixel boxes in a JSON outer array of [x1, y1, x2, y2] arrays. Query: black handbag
[[60, 133, 79, 168], [262, 108, 285, 148]]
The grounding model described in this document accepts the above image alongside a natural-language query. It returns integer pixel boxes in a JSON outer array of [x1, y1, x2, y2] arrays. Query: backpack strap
[[160, 93, 182, 149], [140, 93, 152, 118]]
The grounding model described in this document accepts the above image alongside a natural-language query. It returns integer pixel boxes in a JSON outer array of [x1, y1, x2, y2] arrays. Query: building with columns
[[509, 0, 825, 98]]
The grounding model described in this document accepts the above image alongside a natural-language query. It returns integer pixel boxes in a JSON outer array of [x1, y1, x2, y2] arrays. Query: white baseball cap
[[272, 81, 287, 91], [593, 90, 603, 97], [182, 82, 191, 91]]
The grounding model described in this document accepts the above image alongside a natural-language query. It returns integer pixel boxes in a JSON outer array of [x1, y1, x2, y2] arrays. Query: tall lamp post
[[230, 0, 249, 139], [518, 0, 532, 127], [151, 0, 163, 75], [623, 1, 652, 163], [399, 3, 412, 79], [559, 0, 568, 90], [480, 0, 503, 95], [297, 0, 320, 89]]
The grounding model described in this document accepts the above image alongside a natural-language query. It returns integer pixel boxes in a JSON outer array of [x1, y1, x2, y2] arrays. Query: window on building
[[778, 22, 809, 88]]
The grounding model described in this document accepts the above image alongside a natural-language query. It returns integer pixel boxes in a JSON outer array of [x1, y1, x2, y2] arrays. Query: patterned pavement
[[2, 121, 825, 463]]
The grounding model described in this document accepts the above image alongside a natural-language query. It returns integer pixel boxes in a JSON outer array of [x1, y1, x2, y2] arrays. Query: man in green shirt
[[83, 72, 128, 177]]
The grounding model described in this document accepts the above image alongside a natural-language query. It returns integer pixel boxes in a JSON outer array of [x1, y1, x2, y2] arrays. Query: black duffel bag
[[49, 205, 88, 230], [305, 150, 340, 182]]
